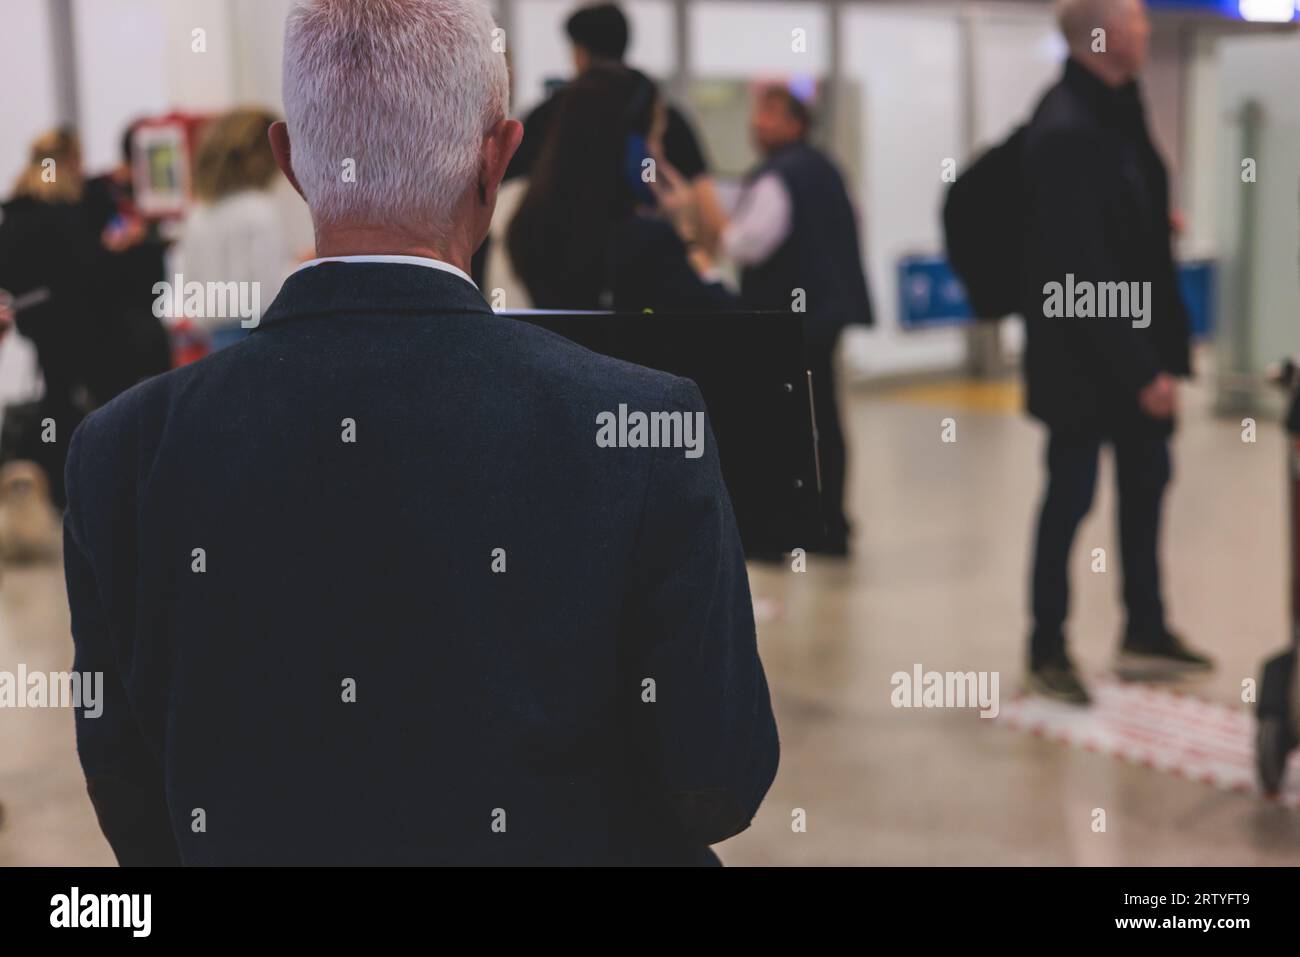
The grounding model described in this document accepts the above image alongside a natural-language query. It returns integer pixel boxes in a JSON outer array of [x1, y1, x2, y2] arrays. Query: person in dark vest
[[728, 84, 873, 557], [1020, 0, 1211, 705]]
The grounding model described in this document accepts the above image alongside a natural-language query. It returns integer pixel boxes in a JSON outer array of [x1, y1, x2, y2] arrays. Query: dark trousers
[[1030, 429, 1170, 665], [807, 329, 849, 549]]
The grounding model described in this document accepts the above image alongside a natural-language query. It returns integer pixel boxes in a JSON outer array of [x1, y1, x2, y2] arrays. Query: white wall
[[71, 0, 166, 172], [968, 7, 1064, 149], [1181, 21, 1269, 260], [0, 0, 62, 191], [689, 0, 830, 78], [229, 0, 295, 108], [1213, 32, 1300, 384], [1182, 30, 1221, 259], [840, 3, 965, 377], [512, 0, 676, 115], [71, 0, 240, 171]]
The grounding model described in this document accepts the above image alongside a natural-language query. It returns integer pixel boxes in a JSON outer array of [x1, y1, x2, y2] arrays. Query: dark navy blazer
[[64, 262, 779, 865]]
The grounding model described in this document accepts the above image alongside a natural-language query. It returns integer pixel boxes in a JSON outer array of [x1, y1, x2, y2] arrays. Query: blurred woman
[[507, 66, 733, 312], [0, 130, 109, 504], [177, 108, 296, 349]]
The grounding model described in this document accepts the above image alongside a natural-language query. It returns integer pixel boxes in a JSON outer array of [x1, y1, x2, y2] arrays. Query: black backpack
[[942, 126, 1027, 321]]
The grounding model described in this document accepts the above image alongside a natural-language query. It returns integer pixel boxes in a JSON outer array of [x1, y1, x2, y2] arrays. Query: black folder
[[504, 310, 823, 556]]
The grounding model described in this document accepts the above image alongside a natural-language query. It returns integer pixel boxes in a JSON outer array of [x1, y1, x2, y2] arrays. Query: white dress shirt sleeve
[[722, 172, 793, 268]]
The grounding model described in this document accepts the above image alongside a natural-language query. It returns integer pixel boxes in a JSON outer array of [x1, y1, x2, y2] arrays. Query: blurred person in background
[[83, 120, 172, 391], [503, 3, 724, 251], [0, 130, 110, 506], [1022, 0, 1209, 704], [176, 108, 297, 350], [0, 128, 176, 507], [508, 66, 733, 312], [727, 84, 873, 558], [83, 123, 145, 244]]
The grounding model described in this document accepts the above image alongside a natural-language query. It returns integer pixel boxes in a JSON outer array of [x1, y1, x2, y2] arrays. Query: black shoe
[[1117, 629, 1214, 674], [1028, 652, 1092, 705]]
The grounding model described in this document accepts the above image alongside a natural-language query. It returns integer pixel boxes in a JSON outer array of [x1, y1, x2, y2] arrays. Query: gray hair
[[282, 0, 508, 235]]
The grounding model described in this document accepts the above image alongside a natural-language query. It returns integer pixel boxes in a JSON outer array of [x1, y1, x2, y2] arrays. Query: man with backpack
[[1022, 0, 1213, 702], [948, 0, 1211, 704]]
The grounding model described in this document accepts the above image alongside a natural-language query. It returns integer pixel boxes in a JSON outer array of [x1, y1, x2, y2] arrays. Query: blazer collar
[[255, 261, 493, 330]]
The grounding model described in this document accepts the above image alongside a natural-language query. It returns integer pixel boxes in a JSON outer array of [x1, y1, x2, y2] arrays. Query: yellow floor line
[[877, 378, 1023, 415]]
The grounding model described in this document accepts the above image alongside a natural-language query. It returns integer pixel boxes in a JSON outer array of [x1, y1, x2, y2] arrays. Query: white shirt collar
[[294, 254, 476, 289]]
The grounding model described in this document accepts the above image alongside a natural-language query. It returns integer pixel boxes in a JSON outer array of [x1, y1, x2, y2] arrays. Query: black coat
[[0, 197, 115, 504], [1020, 59, 1191, 435], [515, 213, 735, 313], [610, 216, 737, 313], [0, 196, 170, 412], [505, 87, 709, 184], [64, 261, 779, 865], [0, 197, 106, 409]]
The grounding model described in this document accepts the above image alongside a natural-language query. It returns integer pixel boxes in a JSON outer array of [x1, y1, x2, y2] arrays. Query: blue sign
[[1178, 259, 1216, 339], [1148, 0, 1297, 21], [897, 254, 1217, 339], [897, 256, 972, 329]]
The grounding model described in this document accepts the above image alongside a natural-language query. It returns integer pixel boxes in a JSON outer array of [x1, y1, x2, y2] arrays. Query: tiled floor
[[3, 368, 1299, 866]]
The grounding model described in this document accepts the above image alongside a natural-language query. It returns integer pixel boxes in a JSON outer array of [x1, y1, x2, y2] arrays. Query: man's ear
[[269, 121, 305, 199], [478, 118, 524, 208]]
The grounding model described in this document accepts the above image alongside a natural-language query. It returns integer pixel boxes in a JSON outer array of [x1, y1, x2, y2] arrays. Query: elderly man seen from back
[[63, 0, 778, 867]]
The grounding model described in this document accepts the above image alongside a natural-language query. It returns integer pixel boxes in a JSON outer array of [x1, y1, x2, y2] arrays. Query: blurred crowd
[[0, 1, 871, 556], [0, 108, 300, 511]]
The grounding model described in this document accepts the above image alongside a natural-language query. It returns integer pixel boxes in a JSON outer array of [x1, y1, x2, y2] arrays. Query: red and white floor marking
[[997, 676, 1300, 808]]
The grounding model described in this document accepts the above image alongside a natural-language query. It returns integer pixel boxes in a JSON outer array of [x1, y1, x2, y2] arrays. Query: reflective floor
[[3, 364, 1298, 866]]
